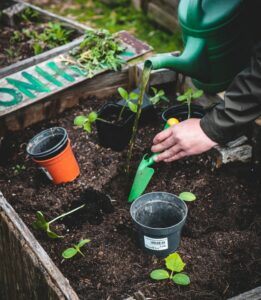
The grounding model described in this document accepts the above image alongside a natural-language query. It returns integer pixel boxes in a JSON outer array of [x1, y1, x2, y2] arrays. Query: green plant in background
[[61, 29, 125, 78], [149, 87, 169, 106], [12, 164, 26, 175], [62, 239, 91, 259], [150, 252, 190, 286], [117, 87, 138, 120], [19, 22, 73, 55], [179, 192, 196, 202], [32, 205, 85, 239], [20, 7, 40, 22], [177, 88, 203, 119], [44, 0, 182, 53]]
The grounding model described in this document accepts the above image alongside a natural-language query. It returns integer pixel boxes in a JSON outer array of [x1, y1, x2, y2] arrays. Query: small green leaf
[[150, 269, 170, 280], [62, 247, 78, 259], [151, 87, 157, 95], [32, 211, 48, 230], [157, 90, 165, 97], [118, 87, 128, 100], [177, 95, 187, 101], [179, 192, 196, 202], [165, 252, 186, 272], [172, 273, 190, 285], [129, 92, 139, 100], [192, 89, 203, 99], [128, 101, 137, 113], [88, 111, 98, 122], [77, 239, 91, 248], [74, 116, 88, 126], [83, 121, 92, 133]]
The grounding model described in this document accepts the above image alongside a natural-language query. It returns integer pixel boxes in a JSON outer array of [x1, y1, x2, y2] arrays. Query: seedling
[[32, 204, 85, 239], [12, 164, 26, 175], [149, 87, 169, 106], [62, 239, 91, 259], [150, 252, 190, 286], [74, 87, 138, 133], [179, 192, 196, 202], [20, 7, 40, 22], [177, 88, 203, 119], [117, 87, 138, 120]]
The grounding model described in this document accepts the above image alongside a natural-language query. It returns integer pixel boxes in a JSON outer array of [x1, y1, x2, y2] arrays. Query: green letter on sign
[[6, 72, 51, 99], [0, 88, 23, 107]]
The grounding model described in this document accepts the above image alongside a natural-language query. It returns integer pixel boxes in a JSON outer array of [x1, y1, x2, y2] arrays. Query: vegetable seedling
[[117, 87, 138, 120], [177, 88, 203, 119], [33, 204, 85, 239], [150, 87, 169, 106], [150, 252, 190, 286], [74, 87, 139, 133], [179, 192, 196, 202], [12, 164, 26, 175], [62, 239, 91, 259]]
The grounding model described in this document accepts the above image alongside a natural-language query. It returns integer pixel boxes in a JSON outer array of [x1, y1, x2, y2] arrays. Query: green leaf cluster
[[117, 87, 138, 119], [74, 111, 98, 133], [66, 29, 125, 78], [62, 239, 91, 259], [150, 252, 190, 286], [16, 22, 73, 56], [150, 87, 169, 106], [177, 88, 203, 119]]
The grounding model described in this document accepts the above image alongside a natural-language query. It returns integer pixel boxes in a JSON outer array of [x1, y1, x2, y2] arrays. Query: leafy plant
[[74, 87, 139, 133], [60, 29, 125, 78], [62, 239, 91, 259], [177, 88, 203, 119], [12, 164, 26, 175], [32, 204, 85, 239], [179, 192, 196, 202], [150, 252, 190, 286], [150, 87, 169, 106], [20, 7, 40, 22], [117, 87, 138, 120]]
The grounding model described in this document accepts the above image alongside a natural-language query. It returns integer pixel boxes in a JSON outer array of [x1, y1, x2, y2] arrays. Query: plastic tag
[[144, 236, 168, 251], [39, 167, 53, 181]]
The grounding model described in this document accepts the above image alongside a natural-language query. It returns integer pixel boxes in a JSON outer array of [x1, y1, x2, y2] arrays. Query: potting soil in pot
[[0, 96, 260, 300]]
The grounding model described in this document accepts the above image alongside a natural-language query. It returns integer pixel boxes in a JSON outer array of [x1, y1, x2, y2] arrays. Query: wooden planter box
[[0, 1, 154, 137]]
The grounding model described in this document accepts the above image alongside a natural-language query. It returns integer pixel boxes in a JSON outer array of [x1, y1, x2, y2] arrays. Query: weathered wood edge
[[0, 191, 79, 300], [227, 286, 261, 300]]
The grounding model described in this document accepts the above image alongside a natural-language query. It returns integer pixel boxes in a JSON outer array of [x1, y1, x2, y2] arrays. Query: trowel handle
[[148, 118, 180, 165]]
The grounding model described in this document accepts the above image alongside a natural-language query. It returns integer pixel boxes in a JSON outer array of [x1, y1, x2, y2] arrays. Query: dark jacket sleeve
[[200, 41, 261, 144]]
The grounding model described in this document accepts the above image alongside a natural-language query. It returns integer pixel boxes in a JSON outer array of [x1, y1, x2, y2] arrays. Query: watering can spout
[[145, 36, 208, 82]]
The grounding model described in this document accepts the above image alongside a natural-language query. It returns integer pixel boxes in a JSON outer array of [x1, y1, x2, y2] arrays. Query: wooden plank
[[228, 286, 261, 300], [147, 2, 179, 32], [0, 192, 79, 300]]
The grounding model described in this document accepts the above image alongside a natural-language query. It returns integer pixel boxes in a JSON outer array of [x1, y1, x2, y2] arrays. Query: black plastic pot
[[96, 103, 135, 151], [117, 87, 157, 126], [26, 127, 68, 160], [162, 103, 206, 122], [130, 192, 188, 257]]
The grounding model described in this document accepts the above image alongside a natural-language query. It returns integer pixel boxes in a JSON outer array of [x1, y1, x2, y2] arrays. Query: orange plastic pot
[[33, 140, 80, 184]]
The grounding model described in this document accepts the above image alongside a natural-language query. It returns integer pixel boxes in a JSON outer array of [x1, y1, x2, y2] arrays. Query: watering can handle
[[188, 0, 203, 26]]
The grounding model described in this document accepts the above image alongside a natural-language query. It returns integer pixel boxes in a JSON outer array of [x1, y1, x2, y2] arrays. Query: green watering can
[[146, 0, 252, 93]]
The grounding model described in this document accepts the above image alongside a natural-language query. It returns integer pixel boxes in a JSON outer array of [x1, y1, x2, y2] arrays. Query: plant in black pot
[[162, 88, 205, 122], [74, 87, 139, 151]]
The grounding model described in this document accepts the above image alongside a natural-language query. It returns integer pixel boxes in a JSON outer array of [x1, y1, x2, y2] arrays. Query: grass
[[44, 0, 183, 53]]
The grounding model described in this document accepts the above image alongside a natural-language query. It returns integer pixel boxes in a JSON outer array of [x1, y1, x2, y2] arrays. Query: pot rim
[[130, 191, 188, 231]]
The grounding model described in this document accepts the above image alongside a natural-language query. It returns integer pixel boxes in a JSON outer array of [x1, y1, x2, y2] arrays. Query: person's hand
[[151, 118, 217, 162]]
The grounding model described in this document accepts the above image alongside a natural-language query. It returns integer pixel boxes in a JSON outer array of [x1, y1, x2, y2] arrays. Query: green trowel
[[128, 118, 179, 203]]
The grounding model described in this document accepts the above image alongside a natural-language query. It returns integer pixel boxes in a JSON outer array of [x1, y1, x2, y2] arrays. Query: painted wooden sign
[[0, 31, 151, 118]]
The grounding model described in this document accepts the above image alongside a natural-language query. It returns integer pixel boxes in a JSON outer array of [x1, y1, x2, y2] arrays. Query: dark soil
[[0, 97, 260, 300], [0, 9, 78, 68]]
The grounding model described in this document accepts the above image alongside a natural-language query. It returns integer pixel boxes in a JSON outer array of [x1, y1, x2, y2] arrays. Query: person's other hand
[[151, 118, 217, 162]]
